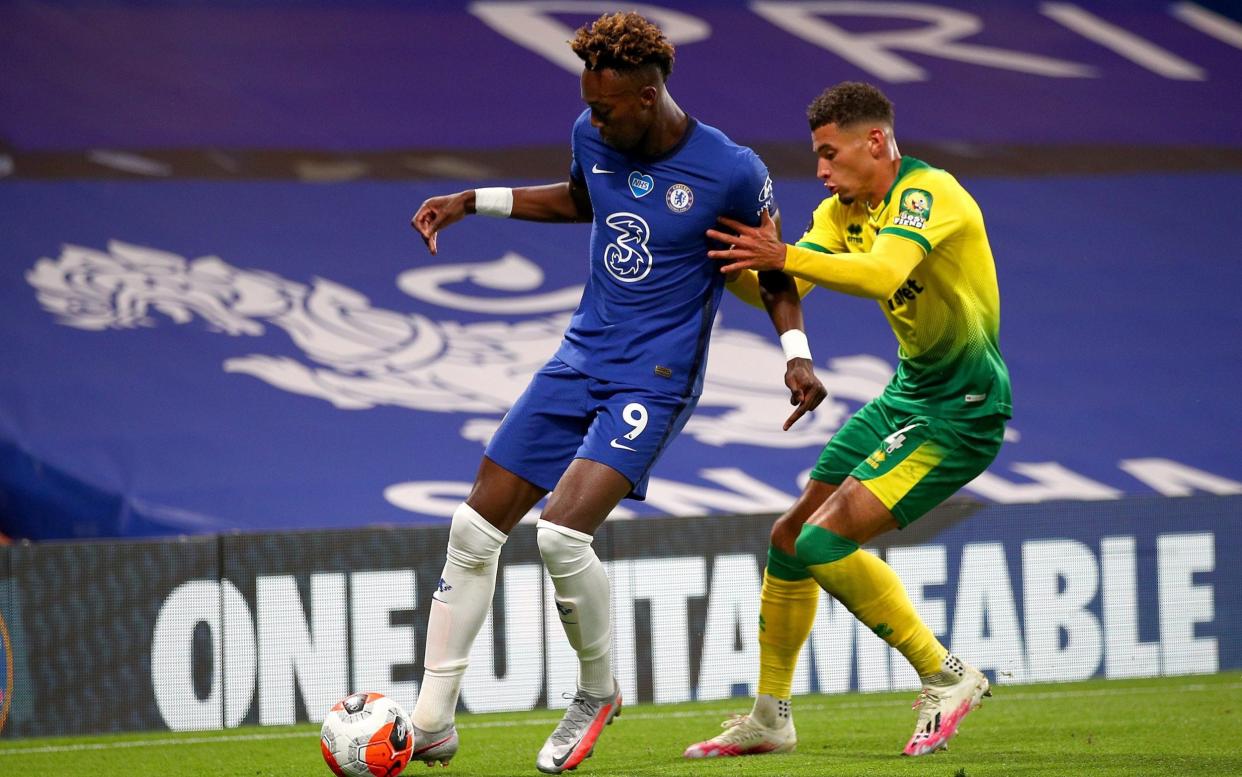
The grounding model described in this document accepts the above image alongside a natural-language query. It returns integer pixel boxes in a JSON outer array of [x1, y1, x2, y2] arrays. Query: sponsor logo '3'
[[603, 212, 653, 283]]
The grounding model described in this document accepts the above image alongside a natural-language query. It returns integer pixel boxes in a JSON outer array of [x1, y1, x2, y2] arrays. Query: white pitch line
[[3, 680, 1238, 756], [0, 731, 310, 755]]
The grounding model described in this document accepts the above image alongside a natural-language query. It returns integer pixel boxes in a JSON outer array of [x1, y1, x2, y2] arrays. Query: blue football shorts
[[484, 357, 697, 500]]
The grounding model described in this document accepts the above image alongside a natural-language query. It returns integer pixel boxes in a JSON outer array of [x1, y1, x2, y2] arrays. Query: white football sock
[[920, 652, 967, 687], [537, 519, 614, 698], [413, 503, 507, 732], [751, 693, 792, 728]]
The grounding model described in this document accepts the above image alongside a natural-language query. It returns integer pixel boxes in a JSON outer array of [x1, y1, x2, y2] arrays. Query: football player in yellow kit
[[686, 82, 1011, 759]]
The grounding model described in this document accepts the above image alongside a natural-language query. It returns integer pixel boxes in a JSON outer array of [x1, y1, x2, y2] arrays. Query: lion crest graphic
[[27, 241, 897, 449]]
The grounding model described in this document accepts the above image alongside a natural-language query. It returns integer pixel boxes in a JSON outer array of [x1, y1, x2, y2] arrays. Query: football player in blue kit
[[409, 12, 825, 774]]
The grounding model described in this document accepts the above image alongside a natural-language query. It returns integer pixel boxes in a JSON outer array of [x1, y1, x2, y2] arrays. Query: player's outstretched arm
[[724, 270, 813, 309], [707, 208, 787, 274], [411, 179, 592, 255], [760, 272, 827, 430], [751, 210, 827, 431], [708, 213, 925, 301], [511, 178, 593, 223]]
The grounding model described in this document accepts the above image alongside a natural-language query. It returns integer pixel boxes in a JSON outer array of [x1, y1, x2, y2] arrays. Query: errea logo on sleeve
[[893, 188, 933, 229]]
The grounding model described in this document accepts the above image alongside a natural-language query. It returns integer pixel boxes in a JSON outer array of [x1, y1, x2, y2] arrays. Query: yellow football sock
[[795, 524, 946, 677], [757, 547, 820, 699]]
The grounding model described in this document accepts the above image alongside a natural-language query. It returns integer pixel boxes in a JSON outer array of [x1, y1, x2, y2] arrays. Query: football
[[320, 692, 414, 777]]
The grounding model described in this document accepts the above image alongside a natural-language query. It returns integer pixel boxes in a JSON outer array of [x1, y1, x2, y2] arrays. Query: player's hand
[[782, 357, 826, 431], [411, 192, 469, 255], [706, 209, 787, 274]]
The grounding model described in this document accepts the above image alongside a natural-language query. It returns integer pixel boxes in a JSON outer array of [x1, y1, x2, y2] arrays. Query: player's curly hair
[[806, 82, 894, 131], [570, 12, 675, 80]]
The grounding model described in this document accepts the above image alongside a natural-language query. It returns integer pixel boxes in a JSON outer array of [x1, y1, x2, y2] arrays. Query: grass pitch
[[2, 673, 1239, 776]]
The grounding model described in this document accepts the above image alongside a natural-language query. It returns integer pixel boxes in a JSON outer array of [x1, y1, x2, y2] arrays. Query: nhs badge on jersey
[[665, 183, 694, 213], [628, 171, 654, 199]]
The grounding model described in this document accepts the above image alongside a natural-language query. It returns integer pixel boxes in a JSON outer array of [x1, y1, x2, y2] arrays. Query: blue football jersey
[[555, 110, 776, 397]]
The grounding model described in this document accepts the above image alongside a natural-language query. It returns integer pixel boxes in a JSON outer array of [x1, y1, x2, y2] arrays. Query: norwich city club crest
[[893, 188, 933, 229]]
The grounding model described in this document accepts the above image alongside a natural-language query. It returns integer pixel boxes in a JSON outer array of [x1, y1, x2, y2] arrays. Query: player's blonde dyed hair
[[570, 12, 675, 80]]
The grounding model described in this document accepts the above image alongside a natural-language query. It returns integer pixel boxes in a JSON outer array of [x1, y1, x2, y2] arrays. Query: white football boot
[[535, 683, 622, 773], [683, 712, 797, 758], [410, 722, 458, 767], [903, 654, 991, 756]]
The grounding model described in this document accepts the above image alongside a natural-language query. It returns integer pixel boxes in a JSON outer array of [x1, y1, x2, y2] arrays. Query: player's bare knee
[[466, 459, 545, 531], [769, 513, 803, 554], [446, 503, 507, 569], [772, 478, 838, 548]]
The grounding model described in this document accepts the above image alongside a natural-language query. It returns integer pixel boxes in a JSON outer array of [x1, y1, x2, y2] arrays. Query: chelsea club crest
[[665, 183, 694, 213]]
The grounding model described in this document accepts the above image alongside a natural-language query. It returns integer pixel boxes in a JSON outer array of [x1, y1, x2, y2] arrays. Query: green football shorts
[[808, 395, 1006, 527]]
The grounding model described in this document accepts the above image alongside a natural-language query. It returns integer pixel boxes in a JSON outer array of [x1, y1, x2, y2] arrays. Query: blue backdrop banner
[[1, 174, 1239, 538], [1, 1, 1240, 150]]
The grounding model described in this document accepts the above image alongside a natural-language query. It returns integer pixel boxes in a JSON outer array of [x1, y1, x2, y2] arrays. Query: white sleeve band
[[474, 187, 513, 218], [780, 329, 812, 362]]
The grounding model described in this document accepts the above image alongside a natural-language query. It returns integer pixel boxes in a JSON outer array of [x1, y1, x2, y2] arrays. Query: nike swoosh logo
[[610, 438, 636, 451], [414, 735, 454, 755], [551, 701, 615, 768], [591, 163, 614, 174]]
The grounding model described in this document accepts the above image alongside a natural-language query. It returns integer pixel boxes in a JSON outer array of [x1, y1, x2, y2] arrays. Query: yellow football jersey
[[794, 156, 1011, 419]]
